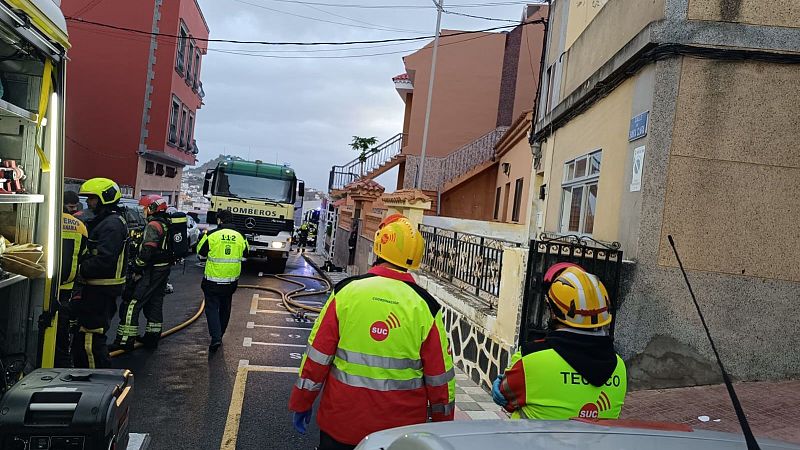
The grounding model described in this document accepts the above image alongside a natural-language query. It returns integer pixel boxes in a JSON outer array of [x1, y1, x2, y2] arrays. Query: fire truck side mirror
[[203, 169, 213, 197], [298, 181, 305, 198]]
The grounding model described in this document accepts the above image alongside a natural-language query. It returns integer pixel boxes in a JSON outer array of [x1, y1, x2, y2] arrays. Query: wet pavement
[[109, 254, 327, 450]]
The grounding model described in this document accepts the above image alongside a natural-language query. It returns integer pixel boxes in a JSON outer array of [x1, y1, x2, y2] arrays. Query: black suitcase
[[0, 369, 133, 450]]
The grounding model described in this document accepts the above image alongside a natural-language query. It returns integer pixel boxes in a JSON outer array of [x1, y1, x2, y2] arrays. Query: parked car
[[76, 196, 147, 235], [186, 214, 200, 251], [355, 420, 800, 450]]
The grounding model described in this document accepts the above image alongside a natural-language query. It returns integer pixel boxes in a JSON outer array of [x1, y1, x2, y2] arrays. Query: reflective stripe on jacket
[[197, 224, 248, 283], [500, 333, 627, 420], [81, 211, 128, 286], [288, 266, 456, 445], [60, 213, 88, 291]]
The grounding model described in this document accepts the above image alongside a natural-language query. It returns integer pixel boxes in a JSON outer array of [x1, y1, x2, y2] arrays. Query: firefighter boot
[[108, 339, 135, 353], [137, 332, 160, 349]]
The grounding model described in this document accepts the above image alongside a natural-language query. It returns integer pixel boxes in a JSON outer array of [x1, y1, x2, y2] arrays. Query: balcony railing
[[402, 127, 509, 191], [418, 224, 519, 309], [329, 133, 404, 191]]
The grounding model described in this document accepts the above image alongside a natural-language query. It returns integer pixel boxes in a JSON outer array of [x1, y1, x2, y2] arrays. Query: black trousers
[[202, 279, 237, 343], [318, 431, 356, 450], [116, 266, 171, 345], [71, 284, 122, 369], [54, 290, 73, 368]]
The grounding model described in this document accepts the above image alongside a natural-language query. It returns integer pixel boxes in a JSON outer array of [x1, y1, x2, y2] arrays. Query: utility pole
[[415, 0, 444, 190]]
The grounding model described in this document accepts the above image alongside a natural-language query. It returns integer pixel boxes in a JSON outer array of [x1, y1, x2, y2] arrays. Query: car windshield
[[214, 171, 293, 203]]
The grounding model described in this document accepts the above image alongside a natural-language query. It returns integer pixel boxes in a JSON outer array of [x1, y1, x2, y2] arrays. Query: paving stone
[[456, 401, 482, 411], [465, 411, 504, 420]]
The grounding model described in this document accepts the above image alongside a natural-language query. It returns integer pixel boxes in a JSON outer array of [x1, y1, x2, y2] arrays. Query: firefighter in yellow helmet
[[289, 214, 454, 449], [71, 178, 128, 368], [492, 263, 627, 420]]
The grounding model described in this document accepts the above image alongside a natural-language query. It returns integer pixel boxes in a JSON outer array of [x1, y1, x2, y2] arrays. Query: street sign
[[630, 146, 646, 192], [628, 111, 649, 141]]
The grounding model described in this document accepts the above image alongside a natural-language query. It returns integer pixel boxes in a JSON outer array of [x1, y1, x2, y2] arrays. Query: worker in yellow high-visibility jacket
[[492, 263, 627, 420], [289, 214, 455, 449], [55, 190, 88, 367]]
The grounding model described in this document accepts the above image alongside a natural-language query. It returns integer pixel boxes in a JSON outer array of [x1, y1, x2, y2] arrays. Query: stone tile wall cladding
[[441, 303, 512, 390], [403, 127, 509, 191]]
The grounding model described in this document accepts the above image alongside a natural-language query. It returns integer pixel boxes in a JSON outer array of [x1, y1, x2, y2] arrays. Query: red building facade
[[62, 0, 208, 204]]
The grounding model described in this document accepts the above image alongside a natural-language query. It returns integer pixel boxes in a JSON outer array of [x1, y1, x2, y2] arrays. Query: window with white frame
[[168, 96, 180, 145], [178, 107, 188, 147], [176, 24, 188, 73], [186, 41, 195, 81], [186, 113, 195, 149], [560, 150, 601, 235]]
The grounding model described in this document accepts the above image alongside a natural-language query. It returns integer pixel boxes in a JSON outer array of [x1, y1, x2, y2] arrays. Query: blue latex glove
[[292, 410, 312, 434], [492, 375, 508, 407]]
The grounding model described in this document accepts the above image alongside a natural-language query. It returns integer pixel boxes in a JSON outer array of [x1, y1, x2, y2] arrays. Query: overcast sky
[[193, 0, 535, 190]]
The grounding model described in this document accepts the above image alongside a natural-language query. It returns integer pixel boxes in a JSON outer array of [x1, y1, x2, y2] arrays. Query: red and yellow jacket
[[288, 266, 455, 445]]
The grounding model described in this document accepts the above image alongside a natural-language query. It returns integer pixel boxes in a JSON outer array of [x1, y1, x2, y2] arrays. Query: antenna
[[667, 235, 760, 450]]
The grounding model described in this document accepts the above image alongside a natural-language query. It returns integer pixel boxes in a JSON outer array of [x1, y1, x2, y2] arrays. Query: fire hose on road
[[110, 273, 331, 358]]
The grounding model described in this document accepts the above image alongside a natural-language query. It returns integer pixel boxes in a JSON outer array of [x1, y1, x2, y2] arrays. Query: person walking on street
[[297, 223, 309, 252], [55, 191, 88, 367], [491, 263, 627, 420], [71, 178, 128, 369], [197, 209, 248, 352], [110, 195, 173, 351], [288, 214, 455, 450]]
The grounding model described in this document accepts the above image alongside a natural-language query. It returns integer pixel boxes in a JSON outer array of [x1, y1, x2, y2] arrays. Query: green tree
[[350, 136, 378, 175]]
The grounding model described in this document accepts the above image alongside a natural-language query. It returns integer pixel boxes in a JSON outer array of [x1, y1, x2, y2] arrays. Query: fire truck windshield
[[214, 171, 294, 203]]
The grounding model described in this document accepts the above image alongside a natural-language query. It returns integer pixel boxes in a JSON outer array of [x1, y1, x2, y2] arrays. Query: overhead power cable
[[206, 32, 491, 59], [442, 9, 521, 22], [231, 0, 425, 33], [65, 17, 545, 46], [259, 0, 531, 9]]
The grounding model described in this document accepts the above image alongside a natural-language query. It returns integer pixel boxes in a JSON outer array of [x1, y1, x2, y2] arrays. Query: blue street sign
[[629, 111, 649, 141]]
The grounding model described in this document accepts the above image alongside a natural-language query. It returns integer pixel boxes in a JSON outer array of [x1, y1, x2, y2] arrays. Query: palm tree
[[350, 136, 378, 176]]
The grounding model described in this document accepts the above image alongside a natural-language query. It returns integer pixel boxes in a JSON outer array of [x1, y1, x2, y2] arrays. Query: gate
[[518, 235, 623, 346]]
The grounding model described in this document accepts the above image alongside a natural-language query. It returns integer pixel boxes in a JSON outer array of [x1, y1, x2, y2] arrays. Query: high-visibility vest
[[60, 213, 87, 291], [503, 346, 627, 420], [289, 266, 455, 445], [198, 227, 248, 283]]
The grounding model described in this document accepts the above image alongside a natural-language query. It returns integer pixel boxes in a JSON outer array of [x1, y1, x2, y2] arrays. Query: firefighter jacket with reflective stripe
[[60, 213, 88, 291], [80, 209, 128, 286], [499, 330, 627, 420], [133, 215, 171, 271], [289, 266, 456, 445], [197, 223, 248, 283]]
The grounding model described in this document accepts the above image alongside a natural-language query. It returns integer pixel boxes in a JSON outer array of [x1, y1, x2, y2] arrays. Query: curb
[[302, 252, 333, 285]]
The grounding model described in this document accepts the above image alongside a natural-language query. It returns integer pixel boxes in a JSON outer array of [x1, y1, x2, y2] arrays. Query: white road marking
[[238, 359, 249, 368], [257, 295, 282, 302], [249, 324, 311, 331], [243, 337, 252, 347], [248, 341, 306, 348], [255, 309, 291, 315], [249, 294, 259, 315], [269, 333, 280, 338]]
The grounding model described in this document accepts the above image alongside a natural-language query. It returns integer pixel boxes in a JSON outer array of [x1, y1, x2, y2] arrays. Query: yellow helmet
[[373, 214, 425, 270], [545, 263, 611, 329], [79, 177, 121, 205]]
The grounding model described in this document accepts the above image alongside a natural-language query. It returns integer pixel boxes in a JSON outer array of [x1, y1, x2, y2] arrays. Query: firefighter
[[491, 263, 627, 420], [71, 178, 128, 369], [288, 214, 455, 450], [297, 223, 309, 252], [197, 209, 248, 352], [110, 195, 173, 351], [55, 191, 88, 367]]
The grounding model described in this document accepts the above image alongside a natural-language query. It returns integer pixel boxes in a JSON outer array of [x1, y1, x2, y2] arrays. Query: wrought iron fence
[[418, 224, 518, 309], [518, 234, 623, 346]]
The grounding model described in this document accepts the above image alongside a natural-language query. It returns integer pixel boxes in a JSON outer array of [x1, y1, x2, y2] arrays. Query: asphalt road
[[109, 252, 330, 450]]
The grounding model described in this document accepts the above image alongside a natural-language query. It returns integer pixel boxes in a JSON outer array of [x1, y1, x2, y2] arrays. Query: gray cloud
[[194, 0, 531, 189]]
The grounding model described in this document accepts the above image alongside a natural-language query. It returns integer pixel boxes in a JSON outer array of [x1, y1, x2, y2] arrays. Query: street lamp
[[415, 0, 444, 190]]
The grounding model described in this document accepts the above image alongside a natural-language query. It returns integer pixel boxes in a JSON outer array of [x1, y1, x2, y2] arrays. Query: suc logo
[[369, 313, 400, 341]]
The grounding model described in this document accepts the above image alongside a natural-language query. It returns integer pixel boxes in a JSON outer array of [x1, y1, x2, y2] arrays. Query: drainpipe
[[529, 1, 551, 146]]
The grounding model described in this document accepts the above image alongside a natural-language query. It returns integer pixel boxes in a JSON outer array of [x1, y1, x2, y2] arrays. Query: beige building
[[531, 0, 800, 387]]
